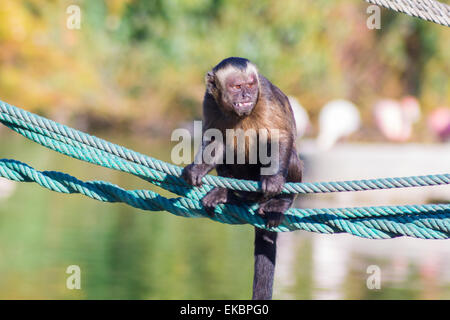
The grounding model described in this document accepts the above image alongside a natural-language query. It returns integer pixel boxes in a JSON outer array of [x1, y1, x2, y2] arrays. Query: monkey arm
[[181, 138, 225, 187], [200, 166, 231, 216], [260, 132, 293, 197]]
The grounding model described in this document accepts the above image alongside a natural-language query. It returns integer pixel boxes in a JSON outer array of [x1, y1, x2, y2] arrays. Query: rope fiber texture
[[0, 100, 449, 239], [365, 0, 450, 27]]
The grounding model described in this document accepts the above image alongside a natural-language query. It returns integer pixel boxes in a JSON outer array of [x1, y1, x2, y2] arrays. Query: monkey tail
[[252, 228, 277, 300]]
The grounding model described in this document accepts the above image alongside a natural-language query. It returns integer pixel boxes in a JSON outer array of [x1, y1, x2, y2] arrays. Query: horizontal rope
[[1, 159, 448, 239], [1, 100, 449, 238], [0, 3, 448, 239], [365, 0, 450, 27], [1, 100, 449, 196]]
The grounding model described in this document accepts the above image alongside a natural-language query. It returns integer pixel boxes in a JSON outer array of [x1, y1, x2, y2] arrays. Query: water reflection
[[275, 233, 450, 299], [274, 141, 450, 299], [0, 131, 449, 299], [0, 131, 253, 299]]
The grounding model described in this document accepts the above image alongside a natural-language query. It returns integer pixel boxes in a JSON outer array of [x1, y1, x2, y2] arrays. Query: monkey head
[[206, 57, 260, 117]]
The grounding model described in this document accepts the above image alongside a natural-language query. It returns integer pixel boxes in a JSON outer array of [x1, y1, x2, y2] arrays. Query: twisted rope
[[0, 100, 449, 238], [365, 0, 450, 27], [1, 159, 448, 239], [1, 100, 449, 196]]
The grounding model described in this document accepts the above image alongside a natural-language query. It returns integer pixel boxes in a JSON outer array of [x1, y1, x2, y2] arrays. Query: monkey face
[[222, 72, 259, 117]]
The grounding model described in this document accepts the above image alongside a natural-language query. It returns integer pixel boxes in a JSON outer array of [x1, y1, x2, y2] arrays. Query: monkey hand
[[257, 198, 290, 228], [201, 187, 228, 217], [182, 163, 206, 187], [260, 173, 285, 197]]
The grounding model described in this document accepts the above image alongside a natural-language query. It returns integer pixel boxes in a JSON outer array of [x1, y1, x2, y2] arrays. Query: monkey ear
[[205, 71, 216, 90]]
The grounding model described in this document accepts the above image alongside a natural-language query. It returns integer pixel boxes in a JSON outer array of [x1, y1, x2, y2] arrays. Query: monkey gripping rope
[[0, 2, 448, 240], [0, 99, 449, 239]]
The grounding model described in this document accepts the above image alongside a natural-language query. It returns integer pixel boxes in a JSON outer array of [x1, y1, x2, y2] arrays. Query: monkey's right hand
[[182, 163, 206, 187], [201, 187, 228, 217]]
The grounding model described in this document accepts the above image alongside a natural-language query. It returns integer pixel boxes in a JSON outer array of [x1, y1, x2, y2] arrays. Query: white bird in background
[[427, 107, 450, 142], [288, 96, 310, 140], [317, 99, 361, 150], [0, 178, 16, 200], [373, 96, 421, 142]]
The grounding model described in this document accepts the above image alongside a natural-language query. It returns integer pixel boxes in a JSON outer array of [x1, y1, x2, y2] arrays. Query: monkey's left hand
[[260, 173, 286, 197]]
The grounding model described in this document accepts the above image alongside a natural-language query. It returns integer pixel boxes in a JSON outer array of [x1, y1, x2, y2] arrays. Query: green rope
[[0, 100, 449, 239], [1, 159, 448, 238], [1, 101, 449, 195]]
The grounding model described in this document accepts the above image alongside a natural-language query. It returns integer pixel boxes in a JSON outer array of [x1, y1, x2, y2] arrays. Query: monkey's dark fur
[[182, 57, 303, 300]]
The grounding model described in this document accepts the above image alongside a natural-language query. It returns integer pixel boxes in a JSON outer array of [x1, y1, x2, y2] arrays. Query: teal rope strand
[[0, 99, 449, 239], [1, 100, 449, 197], [0, 159, 448, 239]]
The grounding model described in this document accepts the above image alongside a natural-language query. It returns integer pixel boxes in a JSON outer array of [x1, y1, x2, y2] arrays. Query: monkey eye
[[247, 82, 254, 88], [234, 84, 241, 90]]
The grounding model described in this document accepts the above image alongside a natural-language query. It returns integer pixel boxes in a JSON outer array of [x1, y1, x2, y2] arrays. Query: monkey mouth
[[235, 102, 253, 107], [234, 101, 254, 112]]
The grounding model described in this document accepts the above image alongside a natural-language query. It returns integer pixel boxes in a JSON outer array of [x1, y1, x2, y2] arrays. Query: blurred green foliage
[[0, 0, 448, 132]]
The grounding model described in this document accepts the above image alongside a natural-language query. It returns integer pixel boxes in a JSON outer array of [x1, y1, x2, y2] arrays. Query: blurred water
[[0, 131, 449, 299], [274, 140, 450, 299], [0, 130, 253, 299]]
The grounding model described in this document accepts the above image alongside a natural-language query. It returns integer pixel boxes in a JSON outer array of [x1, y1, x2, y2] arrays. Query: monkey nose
[[241, 90, 250, 98]]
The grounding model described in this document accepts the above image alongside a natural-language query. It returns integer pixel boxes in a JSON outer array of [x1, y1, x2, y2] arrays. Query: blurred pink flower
[[427, 107, 450, 142], [373, 96, 421, 142]]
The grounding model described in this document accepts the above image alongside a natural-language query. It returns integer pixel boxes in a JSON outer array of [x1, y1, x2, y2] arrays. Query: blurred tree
[[0, 0, 447, 137]]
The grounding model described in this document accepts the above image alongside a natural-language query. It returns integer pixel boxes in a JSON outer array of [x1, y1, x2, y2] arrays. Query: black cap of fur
[[212, 57, 250, 73]]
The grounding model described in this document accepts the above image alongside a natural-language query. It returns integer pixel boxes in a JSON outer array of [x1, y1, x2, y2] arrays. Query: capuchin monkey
[[182, 57, 303, 300]]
